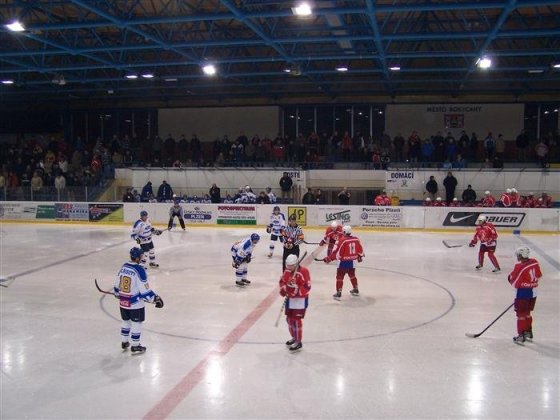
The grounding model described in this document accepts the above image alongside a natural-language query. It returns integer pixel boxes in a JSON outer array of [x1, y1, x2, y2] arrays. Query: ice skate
[[149, 262, 159, 268], [523, 329, 533, 342], [285, 338, 295, 346], [131, 345, 146, 354], [267, 252, 273, 258], [492, 268, 501, 273], [349, 288, 360, 296], [121, 342, 130, 351], [241, 279, 251, 285], [289, 342, 303, 352], [333, 291, 342, 300], [513, 334, 525, 344], [235, 280, 246, 287], [475, 265, 482, 270]]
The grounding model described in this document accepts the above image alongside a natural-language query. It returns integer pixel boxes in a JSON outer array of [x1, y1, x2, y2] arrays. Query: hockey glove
[[154, 229, 163, 236], [154, 295, 164, 308], [245, 255, 252, 264], [266, 226, 272, 234], [319, 240, 326, 246], [323, 257, 331, 264], [135, 238, 141, 244], [279, 287, 287, 297], [469, 241, 476, 247], [357, 256, 363, 263]]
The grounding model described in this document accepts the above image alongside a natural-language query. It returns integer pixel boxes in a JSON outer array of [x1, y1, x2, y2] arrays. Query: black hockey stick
[[275, 251, 308, 327], [314, 257, 324, 262], [465, 303, 514, 338], [94, 278, 114, 295]]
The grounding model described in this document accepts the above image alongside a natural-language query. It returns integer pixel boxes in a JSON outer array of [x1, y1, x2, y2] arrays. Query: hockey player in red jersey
[[323, 225, 365, 299], [422, 197, 432, 206], [510, 188, 520, 207], [279, 254, 311, 352], [499, 188, 513, 207], [433, 197, 446, 207], [374, 191, 391, 206], [508, 246, 542, 344], [469, 215, 501, 273], [449, 197, 461, 207], [523, 192, 536, 208], [481, 190, 496, 207], [320, 221, 343, 256]]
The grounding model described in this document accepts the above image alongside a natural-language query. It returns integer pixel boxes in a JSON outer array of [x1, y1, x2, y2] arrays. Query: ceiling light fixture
[[476, 57, 492, 69], [141, 73, 154, 78], [389, 66, 401, 71], [164, 78, 178, 82], [335, 66, 348, 72], [528, 69, 544, 74], [202, 64, 217, 76], [125, 74, 138, 79], [292, 2, 312, 17], [2, 79, 14, 85], [5, 20, 25, 32], [553, 63, 560, 69]]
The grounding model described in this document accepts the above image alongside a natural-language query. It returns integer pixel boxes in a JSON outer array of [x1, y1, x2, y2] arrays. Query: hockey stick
[[442, 240, 467, 248], [275, 251, 308, 327], [303, 240, 321, 245], [465, 303, 514, 338], [94, 278, 114, 295]]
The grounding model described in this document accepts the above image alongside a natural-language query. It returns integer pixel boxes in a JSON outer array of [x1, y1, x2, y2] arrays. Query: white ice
[[0, 223, 559, 419]]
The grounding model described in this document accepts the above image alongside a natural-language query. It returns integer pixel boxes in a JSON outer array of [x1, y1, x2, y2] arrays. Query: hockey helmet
[[512, 188, 518, 193], [453, 197, 458, 202], [484, 190, 491, 195], [476, 215, 486, 225], [331, 221, 339, 228], [506, 188, 512, 194], [342, 225, 352, 235], [140, 210, 148, 218], [251, 233, 260, 242], [288, 214, 297, 222], [436, 197, 442, 202], [273, 205, 280, 213], [515, 246, 530, 259], [425, 197, 431, 201], [130, 247, 144, 261], [285, 254, 298, 267]]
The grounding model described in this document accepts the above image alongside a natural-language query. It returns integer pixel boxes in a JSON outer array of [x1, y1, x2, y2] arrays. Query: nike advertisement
[[443, 211, 526, 227]]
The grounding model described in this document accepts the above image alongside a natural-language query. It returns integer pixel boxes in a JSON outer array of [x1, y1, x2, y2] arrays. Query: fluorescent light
[[293, 2, 312, 16], [477, 57, 492, 69], [528, 69, 544, 74], [125, 74, 138, 79], [141, 73, 154, 78], [389, 66, 401, 71], [553, 63, 560, 69], [335, 66, 348, 72], [283, 68, 292, 73], [202, 64, 217, 76], [2, 80, 14, 85], [164, 78, 178, 82], [6, 20, 25, 32]]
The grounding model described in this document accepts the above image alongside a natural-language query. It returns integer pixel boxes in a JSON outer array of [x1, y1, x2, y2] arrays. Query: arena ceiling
[[1, 0, 560, 108]]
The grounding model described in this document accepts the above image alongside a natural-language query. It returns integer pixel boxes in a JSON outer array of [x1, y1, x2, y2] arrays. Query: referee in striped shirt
[[281, 214, 305, 270]]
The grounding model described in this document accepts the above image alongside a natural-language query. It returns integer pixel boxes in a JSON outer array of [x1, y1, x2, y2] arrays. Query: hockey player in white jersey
[[131, 210, 163, 268], [267, 205, 286, 258], [266, 187, 277, 204], [231, 233, 260, 287], [114, 247, 164, 354]]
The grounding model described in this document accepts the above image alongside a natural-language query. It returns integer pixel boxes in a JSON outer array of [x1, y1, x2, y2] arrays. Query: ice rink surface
[[0, 223, 558, 419]]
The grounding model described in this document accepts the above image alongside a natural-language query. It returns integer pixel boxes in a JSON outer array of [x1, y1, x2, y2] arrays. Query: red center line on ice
[[143, 287, 280, 420]]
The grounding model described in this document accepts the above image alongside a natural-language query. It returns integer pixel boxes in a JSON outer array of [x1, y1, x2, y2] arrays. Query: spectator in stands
[[432, 131, 445, 162], [452, 154, 466, 169], [492, 154, 504, 169], [31, 170, 43, 194], [515, 129, 530, 162], [393, 133, 405, 161], [157, 180, 174, 202], [141, 181, 154, 202], [462, 184, 477, 205], [443, 171, 458, 204], [315, 188, 326, 205], [209, 183, 221, 203], [302, 188, 315, 205], [421, 138, 434, 164], [337, 187, 351, 205], [469, 132, 479, 160], [54, 173, 66, 197], [496, 133, 505, 158], [426, 175, 438, 200], [123, 187, 136, 202], [0, 171, 5, 200], [256, 191, 270, 204], [484, 132, 496, 160], [535, 140, 549, 168], [408, 131, 421, 164], [279, 172, 293, 201], [266, 187, 277, 204]]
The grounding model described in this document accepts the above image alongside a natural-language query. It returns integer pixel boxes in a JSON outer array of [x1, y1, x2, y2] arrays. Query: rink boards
[[0, 201, 558, 233]]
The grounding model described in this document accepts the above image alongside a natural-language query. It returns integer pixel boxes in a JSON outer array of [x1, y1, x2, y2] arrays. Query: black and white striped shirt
[[282, 224, 304, 246]]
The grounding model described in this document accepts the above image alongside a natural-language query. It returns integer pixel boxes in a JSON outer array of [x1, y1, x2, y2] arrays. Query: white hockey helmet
[[515, 246, 530, 259], [453, 197, 458, 202], [506, 188, 512, 194], [342, 225, 352, 235], [331, 220, 339, 228], [485, 190, 491, 195], [512, 188, 518, 193], [285, 254, 298, 267], [476, 215, 486, 225], [436, 197, 442, 201], [529, 192, 534, 196], [425, 197, 431, 201]]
